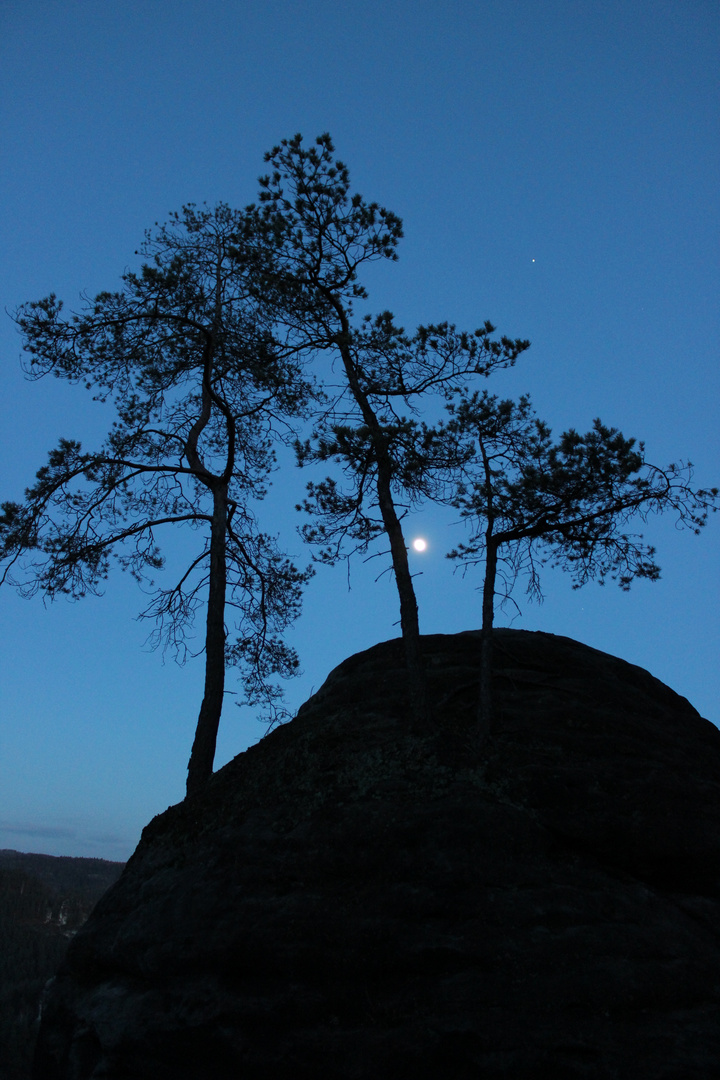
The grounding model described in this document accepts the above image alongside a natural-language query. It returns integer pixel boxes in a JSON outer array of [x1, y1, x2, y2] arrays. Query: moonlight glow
[[412, 538, 428, 552]]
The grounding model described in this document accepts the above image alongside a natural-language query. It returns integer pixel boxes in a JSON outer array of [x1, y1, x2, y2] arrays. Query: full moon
[[412, 538, 428, 552]]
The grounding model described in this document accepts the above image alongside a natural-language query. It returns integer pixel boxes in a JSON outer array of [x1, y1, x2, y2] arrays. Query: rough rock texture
[[35, 630, 720, 1079]]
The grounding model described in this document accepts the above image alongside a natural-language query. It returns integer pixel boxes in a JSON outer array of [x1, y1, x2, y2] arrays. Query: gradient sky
[[1, 0, 718, 861]]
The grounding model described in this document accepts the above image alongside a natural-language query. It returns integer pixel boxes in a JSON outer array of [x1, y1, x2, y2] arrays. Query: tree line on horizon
[[1, 133, 717, 792]]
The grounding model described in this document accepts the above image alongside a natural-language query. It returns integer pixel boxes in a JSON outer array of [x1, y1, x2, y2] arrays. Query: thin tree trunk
[[331, 308, 428, 727], [323, 298, 428, 725], [375, 466, 428, 727], [478, 539, 497, 738], [186, 485, 228, 796]]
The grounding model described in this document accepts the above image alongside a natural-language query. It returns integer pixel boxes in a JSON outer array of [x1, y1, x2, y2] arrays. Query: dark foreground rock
[[34, 631, 720, 1079], [0, 853, 123, 1080]]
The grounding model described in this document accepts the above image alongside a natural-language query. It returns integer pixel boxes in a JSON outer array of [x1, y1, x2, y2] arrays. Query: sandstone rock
[[34, 631, 720, 1079]]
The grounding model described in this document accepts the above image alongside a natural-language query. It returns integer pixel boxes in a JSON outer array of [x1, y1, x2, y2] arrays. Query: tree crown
[[442, 389, 718, 605], [3, 202, 316, 720]]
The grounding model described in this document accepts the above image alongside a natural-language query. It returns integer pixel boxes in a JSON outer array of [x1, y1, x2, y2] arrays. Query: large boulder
[[35, 631, 720, 1079]]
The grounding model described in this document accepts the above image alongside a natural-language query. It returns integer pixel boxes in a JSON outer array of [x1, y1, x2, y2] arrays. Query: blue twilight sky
[[1, 0, 718, 861]]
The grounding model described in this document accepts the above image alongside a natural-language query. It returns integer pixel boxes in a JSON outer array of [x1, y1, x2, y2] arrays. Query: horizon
[[0, 846, 125, 866]]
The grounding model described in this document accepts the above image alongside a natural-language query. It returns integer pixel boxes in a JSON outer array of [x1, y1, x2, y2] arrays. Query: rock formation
[[34, 631, 720, 1079], [0, 852, 123, 1080]]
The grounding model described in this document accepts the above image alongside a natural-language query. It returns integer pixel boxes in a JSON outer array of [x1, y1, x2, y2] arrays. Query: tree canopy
[[439, 389, 719, 730], [2, 133, 717, 779], [2, 202, 314, 793], [259, 133, 529, 723]]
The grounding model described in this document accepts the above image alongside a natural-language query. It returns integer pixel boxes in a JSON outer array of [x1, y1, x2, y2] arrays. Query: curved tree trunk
[[186, 485, 228, 796], [331, 308, 429, 727], [375, 464, 428, 727]]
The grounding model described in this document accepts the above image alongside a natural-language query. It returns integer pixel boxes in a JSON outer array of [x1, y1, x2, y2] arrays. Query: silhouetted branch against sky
[[256, 134, 533, 724], [442, 391, 719, 624], [2, 203, 316, 792]]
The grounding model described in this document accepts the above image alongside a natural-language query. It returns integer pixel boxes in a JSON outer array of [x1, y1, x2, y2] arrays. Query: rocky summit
[[34, 630, 720, 1079]]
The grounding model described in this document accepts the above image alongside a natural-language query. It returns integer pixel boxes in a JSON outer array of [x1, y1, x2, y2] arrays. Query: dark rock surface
[[0, 852, 123, 1080], [34, 630, 720, 1079]]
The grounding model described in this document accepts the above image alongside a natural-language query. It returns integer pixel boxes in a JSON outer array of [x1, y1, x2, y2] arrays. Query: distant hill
[[0, 849, 124, 1080]]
